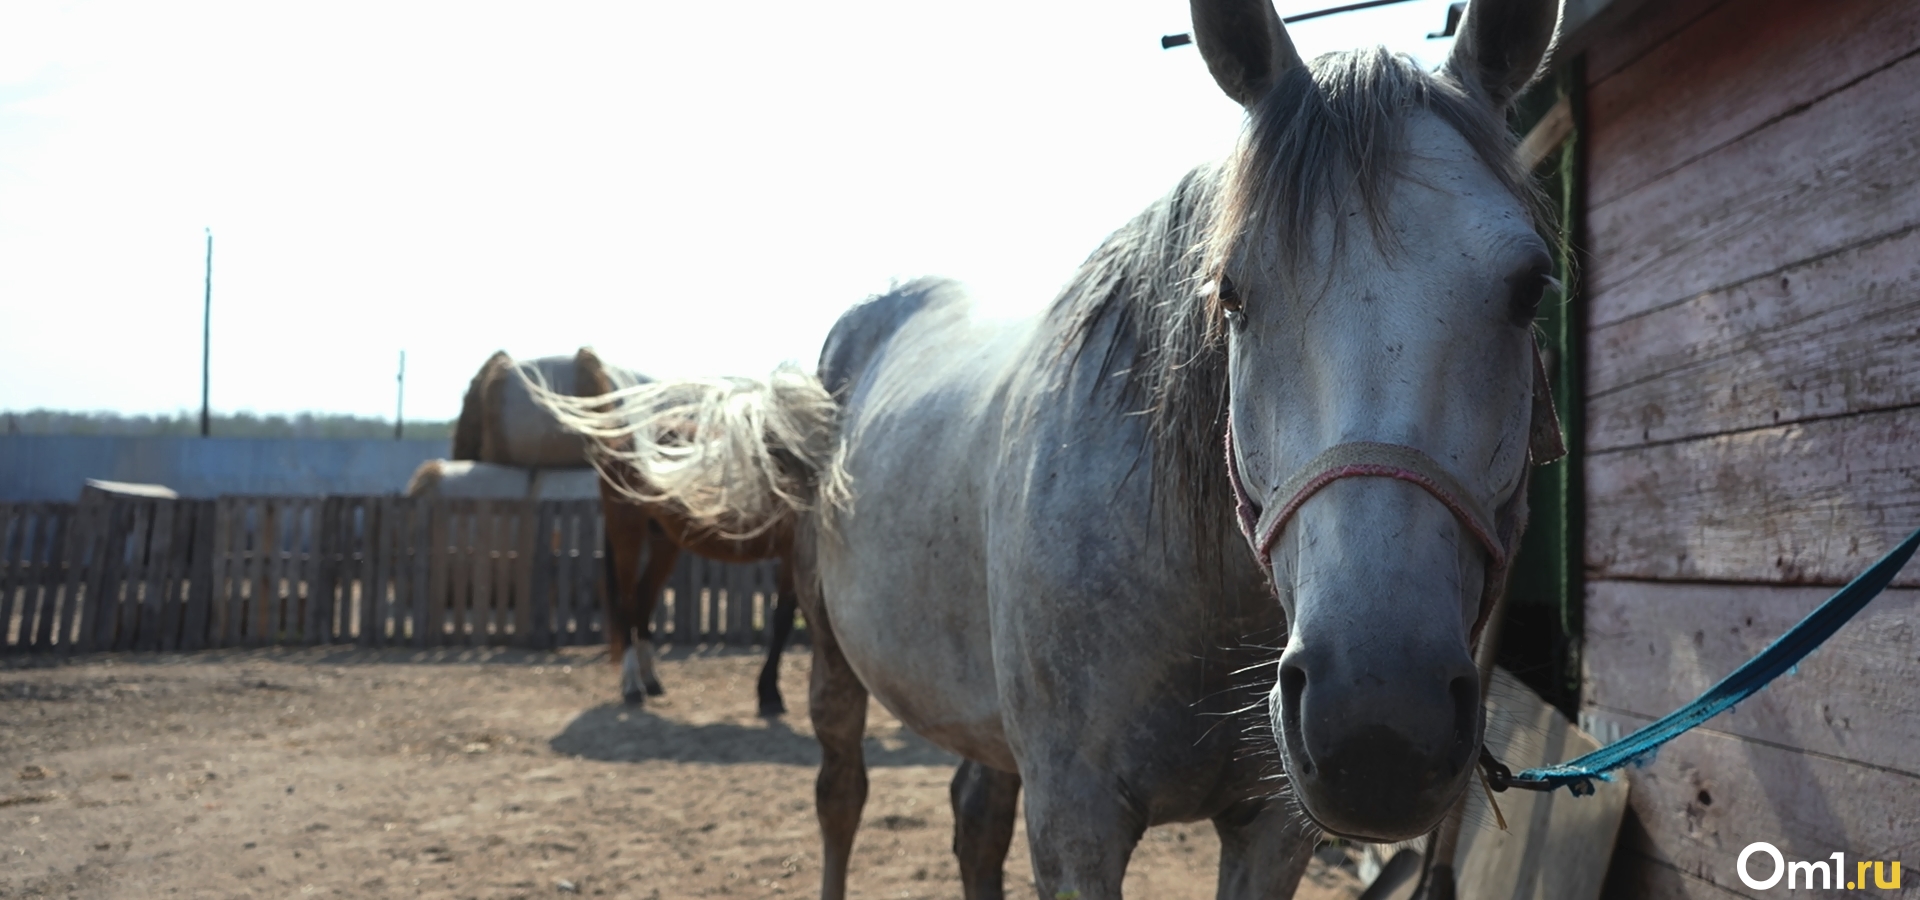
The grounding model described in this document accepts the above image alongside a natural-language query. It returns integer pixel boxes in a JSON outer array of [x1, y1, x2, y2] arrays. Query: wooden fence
[[0, 495, 792, 655]]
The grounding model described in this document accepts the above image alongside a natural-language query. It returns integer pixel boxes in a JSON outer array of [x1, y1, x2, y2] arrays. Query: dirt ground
[[0, 646, 1368, 899]]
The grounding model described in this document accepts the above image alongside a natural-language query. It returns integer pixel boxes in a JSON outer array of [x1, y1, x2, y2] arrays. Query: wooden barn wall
[[1577, 0, 1920, 896]]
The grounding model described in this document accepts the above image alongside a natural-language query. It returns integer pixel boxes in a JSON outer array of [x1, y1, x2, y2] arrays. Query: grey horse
[[569, 0, 1566, 895]]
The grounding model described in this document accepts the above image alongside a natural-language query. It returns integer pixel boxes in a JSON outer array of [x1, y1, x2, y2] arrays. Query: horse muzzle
[[1271, 638, 1481, 841]]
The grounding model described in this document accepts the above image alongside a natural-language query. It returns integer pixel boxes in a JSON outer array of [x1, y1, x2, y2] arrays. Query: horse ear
[[1443, 0, 1561, 110], [1190, 0, 1304, 107]]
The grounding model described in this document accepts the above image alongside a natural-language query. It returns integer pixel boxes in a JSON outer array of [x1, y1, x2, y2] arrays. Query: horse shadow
[[548, 702, 960, 768]]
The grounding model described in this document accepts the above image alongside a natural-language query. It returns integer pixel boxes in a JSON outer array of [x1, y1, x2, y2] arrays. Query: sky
[[0, 0, 1463, 421]]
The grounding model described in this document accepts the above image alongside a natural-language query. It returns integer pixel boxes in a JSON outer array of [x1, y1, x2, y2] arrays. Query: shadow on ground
[[549, 702, 959, 768]]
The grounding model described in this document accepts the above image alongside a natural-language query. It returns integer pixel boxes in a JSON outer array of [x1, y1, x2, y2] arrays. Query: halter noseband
[[1224, 339, 1566, 641]]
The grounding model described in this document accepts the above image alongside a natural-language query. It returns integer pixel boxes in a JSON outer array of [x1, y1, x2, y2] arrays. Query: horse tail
[[452, 350, 511, 460], [523, 361, 843, 541]]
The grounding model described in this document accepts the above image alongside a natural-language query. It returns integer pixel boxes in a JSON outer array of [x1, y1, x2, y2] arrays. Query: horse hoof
[[623, 690, 645, 706], [758, 697, 787, 718], [645, 682, 665, 697]]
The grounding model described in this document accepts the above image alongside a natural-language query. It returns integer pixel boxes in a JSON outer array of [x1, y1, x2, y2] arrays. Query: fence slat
[[360, 498, 384, 647], [527, 503, 552, 648], [154, 501, 185, 652], [112, 502, 151, 651], [26, 508, 66, 652], [179, 500, 215, 651], [402, 499, 425, 646], [471, 501, 494, 647], [424, 502, 447, 646], [138, 500, 175, 652], [0, 506, 26, 650], [209, 498, 234, 647], [53, 504, 97, 656]]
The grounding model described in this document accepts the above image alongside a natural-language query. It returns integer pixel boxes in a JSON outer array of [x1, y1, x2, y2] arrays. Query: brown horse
[[571, 349, 799, 717], [453, 346, 797, 715], [597, 468, 799, 716]]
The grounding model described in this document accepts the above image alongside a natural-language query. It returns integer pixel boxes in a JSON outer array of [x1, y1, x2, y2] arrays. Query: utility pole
[[395, 350, 406, 440], [200, 228, 213, 437]]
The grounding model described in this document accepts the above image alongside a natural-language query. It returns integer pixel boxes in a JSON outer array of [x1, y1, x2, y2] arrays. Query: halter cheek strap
[[1224, 338, 1565, 641]]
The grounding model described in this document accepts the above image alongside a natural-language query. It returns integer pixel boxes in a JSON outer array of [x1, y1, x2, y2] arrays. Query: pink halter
[[1226, 435, 1507, 570], [1223, 339, 1566, 640]]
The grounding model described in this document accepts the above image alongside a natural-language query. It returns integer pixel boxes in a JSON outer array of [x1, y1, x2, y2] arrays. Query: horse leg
[[756, 557, 799, 717], [808, 602, 869, 900], [633, 521, 678, 697], [1019, 770, 1145, 900], [950, 759, 1021, 900], [601, 499, 654, 704], [1211, 798, 1316, 899]]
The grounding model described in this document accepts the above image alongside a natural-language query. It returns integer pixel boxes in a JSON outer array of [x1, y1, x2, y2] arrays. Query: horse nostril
[[1448, 674, 1479, 773], [1279, 664, 1312, 776]]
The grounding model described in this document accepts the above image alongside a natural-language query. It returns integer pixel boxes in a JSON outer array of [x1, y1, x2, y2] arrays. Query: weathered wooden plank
[[511, 501, 536, 646], [584, 504, 607, 645], [655, 552, 678, 645], [7, 505, 38, 651], [243, 500, 272, 646], [270, 500, 297, 644], [483, 502, 506, 640], [312, 498, 339, 644], [407, 499, 431, 646], [549, 507, 575, 645], [25, 507, 68, 652], [1585, 51, 1920, 328], [395, 498, 415, 644], [1450, 669, 1629, 900], [426, 501, 450, 646], [179, 500, 216, 651], [1586, 406, 1920, 587], [729, 564, 752, 646], [1600, 851, 1756, 900], [84, 501, 130, 653], [675, 556, 699, 646], [1579, 708, 1920, 895], [366, 498, 390, 646], [1587, 0, 1920, 208], [164, 500, 194, 650], [494, 503, 516, 645], [281, 499, 309, 644], [99, 502, 132, 651], [1583, 0, 1727, 86], [446, 503, 471, 645], [209, 497, 237, 648], [152, 501, 185, 652], [1586, 581, 1920, 774], [14, 505, 54, 650], [53, 504, 97, 655], [363, 499, 382, 645], [134, 500, 176, 651], [576, 503, 598, 646], [1588, 227, 1920, 450], [0, 506, 26, 650], [114, 501, 155, 652]]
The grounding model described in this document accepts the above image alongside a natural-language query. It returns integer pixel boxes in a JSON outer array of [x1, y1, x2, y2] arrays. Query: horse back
[[817, 277, 967, 399]]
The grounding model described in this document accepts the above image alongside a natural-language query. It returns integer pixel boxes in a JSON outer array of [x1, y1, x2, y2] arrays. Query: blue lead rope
[[1480, 525, 1920, 797]]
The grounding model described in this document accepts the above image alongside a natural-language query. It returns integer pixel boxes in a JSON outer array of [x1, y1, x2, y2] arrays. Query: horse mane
[[1049, 47, 1538, 554]]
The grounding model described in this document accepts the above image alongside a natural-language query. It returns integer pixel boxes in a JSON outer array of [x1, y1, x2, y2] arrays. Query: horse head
[[1196, 0, 1562, 841]]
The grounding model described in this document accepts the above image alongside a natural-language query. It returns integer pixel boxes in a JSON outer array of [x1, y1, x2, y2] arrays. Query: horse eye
[[1215, 274, 1243, 316], [1509, 269, 1554, 325]]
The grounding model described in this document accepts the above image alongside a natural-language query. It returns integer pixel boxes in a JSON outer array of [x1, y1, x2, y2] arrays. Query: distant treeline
[[2, 409, 455, 441]]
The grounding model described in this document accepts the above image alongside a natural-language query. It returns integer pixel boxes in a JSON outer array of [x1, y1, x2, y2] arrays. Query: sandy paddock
[[0, 646, 1365, 899]]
